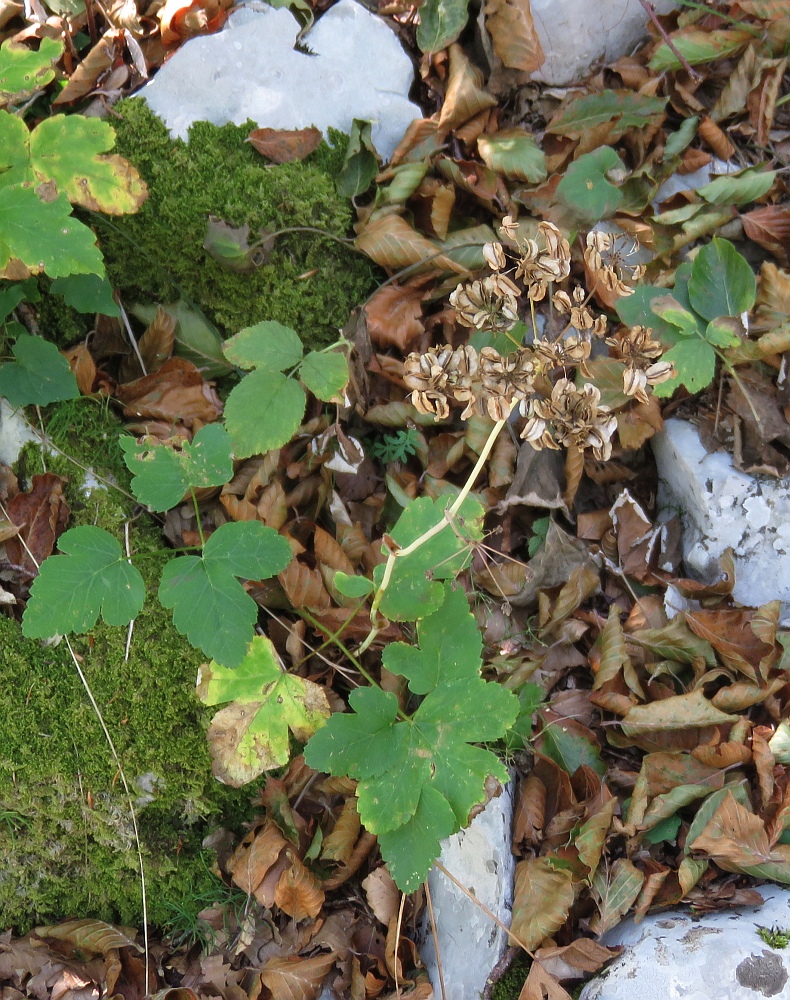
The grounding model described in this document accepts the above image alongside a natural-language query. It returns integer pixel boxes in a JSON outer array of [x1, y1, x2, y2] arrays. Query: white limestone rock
[[141, 0, 421, 161], [420, 783, 516, 1000], [0, 399, 37, 467], [529, 0, 680, 86], [653, 418, 790, 624], [580, 884, 790, 1000]]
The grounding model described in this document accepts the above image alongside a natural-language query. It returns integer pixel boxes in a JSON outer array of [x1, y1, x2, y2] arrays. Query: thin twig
[[117, 298, 148, 378], [395, 891, 407, 1000], [425, 878, 447, 1000], [638, 0, 702, 81]]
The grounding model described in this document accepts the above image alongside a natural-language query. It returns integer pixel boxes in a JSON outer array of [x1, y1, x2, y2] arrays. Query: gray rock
[[141, 0, 421, 161], [653, 419, 790, 623], [580, 885, 790, 1000], [420, 783, 516, 1000], [529, 0, 680, 86]]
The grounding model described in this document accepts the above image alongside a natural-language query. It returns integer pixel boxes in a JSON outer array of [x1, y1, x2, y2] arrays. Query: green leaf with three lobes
[[0, 37, 63, 104], [197, 635, 331, 786], [0, 334, 78, 406], [0, 185, 104, 277], [304, 586, 519, 892], [222, 320, 307, 459], [121, 423, 234, 512], [0, 111, 147, 215], [652, 338, 716, 398], [688, 238, 756, 321], [50, 273, 120, 317], [299, 349, 349, 403], [22, 526, 145, 637], [158, 520, 292, 667], [372, 494, 484, 621]]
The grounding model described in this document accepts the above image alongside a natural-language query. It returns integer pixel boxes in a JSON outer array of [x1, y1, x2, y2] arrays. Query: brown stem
[[638, 0, 702, 81]]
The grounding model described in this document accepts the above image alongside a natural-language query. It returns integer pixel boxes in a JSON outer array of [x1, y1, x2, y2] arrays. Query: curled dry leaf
[[54, 31, 123, 105], [114, 357, 223, 431], [510, 856, 575, 951], [689, 790, 779, 868], [261, 952, 338, 1000], [34, 919, 141, 955], [320, 796, 361, 865], [158, 0, 232, 45], [248, 126, 323, 164], [743, 204, 790, 266], [227, 820, 289, 898], [484, 0, 545, 73], [1, 473, 69, 589], [361, 866, 400, 926], [365, 282, 426, 352], [274, 850, 325, 921]]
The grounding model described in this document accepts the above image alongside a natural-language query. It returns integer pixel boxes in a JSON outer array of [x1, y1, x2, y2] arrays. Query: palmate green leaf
[[120, 423, 234, 512], [197, 635, 331, 786], [50, 273, 120, 317], [0, 37, 63, 104], [29, 116, 147, 215], [223, 368, 306, 459], [304, 585, 518, 892], [22, 526, 145, 637], [223, 320, 304, 372], [548, 90, 667, 140], [556, 147, 624, 224], [158, 520, 292, 667], [477, 129, 547, 184], [688, 238, 756, 321], [416, 0, 469, 53], [373, 495, 484, 621], [299, 349, 349, 402], [653, 338, 716, 398], [0, 281, 25, 323], [0, 334, 78, 406], [0, 111, 30, 188], [0, 185, 104, 277]]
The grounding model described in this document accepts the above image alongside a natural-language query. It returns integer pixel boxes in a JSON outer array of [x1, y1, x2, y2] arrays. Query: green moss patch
[[91, 99, 377, 346], [0, 401, 256, 932]]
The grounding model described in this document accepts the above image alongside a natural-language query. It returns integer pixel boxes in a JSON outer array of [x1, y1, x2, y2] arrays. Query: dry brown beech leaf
[[260, 951, 337, 1000], [273, 850, 325, 921], [247, 126, 322, 163]]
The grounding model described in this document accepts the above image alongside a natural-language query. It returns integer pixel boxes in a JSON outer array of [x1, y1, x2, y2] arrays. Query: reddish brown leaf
[[689, 790, 779, 867], [114, 357, 222, 431], [227, 820, 288, 898], [364, 282, 426, 352], [248, 127, 322, 164], [2, 473, 69, 588], [260, 952, 337, 1000], [484, 0, 545, 72], [743, 204, 790, 265], [274, 850, 325, 921]]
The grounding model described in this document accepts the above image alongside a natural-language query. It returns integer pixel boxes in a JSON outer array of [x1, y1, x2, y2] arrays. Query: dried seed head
[[478, 347, 536, 419], [584, 230, 645, 298], [450, 275, 520, 332], [483, 241, 508, 271], [515, 221, 571, 300], [500, 215, 520, 240], [607, 325, 664, 366]]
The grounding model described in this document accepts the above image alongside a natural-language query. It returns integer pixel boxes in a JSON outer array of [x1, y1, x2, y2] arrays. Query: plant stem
[[190, 488, 207, 549], [638, 0, 702, 81]]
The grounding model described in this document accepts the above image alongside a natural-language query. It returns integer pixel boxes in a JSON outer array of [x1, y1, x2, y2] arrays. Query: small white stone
[[420, 784, 516, 1000], [141, 0, 421, 161], [653, 419, 790, 623], [580, 885, 790, 1000], [528, 0, 680, 86], [0, 399, 38, 467]]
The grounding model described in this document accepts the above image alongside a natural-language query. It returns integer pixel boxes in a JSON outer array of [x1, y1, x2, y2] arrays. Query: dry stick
[[0, 500, 149, 985], [117, 299, 148, 378], [394, 891, 407, 1000], [424, 878, 447, 1000], [637, 0, 702, 81], [359, 417, 508, 655], [433, 860, 535, 957]]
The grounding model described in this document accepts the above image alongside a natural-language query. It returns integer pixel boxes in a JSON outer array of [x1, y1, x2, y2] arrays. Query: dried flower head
[[522, 379, 616, 459], [483, 241, 508, 271], [478, 347, 536, 420], [499, 215, 520, 240], [404, 345, 479, 419], [606, 325, 673, 402], [553, 285, 597, 331], [584, 231, 646, 298], [533, 335, 592, 371], [515, 221, 572, 301], [450, 274, 520, 332]]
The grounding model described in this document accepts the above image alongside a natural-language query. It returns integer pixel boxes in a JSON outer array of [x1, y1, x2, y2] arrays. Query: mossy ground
[[82, 99, 377, 347], [0, 398, 257, 932]]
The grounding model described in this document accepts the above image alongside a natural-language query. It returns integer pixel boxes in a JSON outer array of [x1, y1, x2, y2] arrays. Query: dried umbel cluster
[[404, 223, 673, 460]]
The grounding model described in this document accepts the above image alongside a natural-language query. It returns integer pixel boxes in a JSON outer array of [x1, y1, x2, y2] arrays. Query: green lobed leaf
[[158, 520, 293, 667], [372, 494, 485, 621], [698, 167, 776, 207], [197, 635, 331, 786], [416, 0, 469, 53], [0, 185, 104, 278], [0, 333, 78, 406], [477, 129, 547, 184], [0, 37, 63, 104], [22, 526, 145, 637], [653, 338, 716, 398], [223, 320, 303, 372], [336, 119, 379, 199], [50, 273, 120, 317], [223, 368, 306, 460], [0, 110, 32, 188], [121, 423, 234, 512], [304, 584, 518, 892], [299, 349, 349, 403], [548, 90, 667, 139], [28, 115, 147, 215], [688, 238, 756, 320], [556, 147, 624, 223], [0, 281, 25, 323]]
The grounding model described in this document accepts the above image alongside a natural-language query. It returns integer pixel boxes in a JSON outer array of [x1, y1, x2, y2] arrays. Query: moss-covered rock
[[0, 399, 256, 932], [89, 99, 376, 346]]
